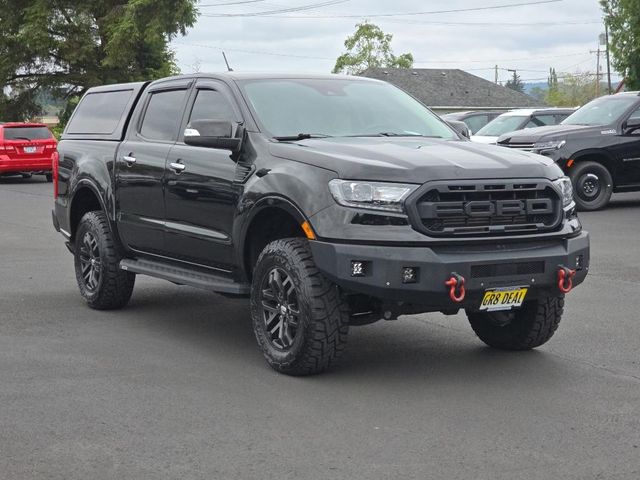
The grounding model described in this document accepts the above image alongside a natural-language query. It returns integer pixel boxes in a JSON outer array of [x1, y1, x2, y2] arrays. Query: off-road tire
[[569, 161, 613, 211], [74, 211, 135, 310], [250, 238, 349, 375], [467, 296, 564, 350]]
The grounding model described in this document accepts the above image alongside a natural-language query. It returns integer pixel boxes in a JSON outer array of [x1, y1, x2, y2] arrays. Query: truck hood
[[497, 123, 605, 144], [268, 136, 562, 183]]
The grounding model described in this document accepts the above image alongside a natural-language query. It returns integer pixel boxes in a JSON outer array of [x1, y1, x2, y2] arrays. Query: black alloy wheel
[[260, 267, 301, 350], [576, 173, 601, 201], [78, 231, 102, 293], [73, 211, 135, 310], [250, 238, 349, 375], [569, 161, 613, 211]]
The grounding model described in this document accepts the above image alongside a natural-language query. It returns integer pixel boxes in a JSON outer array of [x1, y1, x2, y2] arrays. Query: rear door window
[[139, 89, 188, 141], [3, 127, 52, 140], [66, 90, 133, 135]]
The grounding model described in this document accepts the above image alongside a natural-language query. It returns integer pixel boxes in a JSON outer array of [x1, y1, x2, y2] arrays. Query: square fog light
[[402, 267, 418, 284], [351, 261, 367, 277]]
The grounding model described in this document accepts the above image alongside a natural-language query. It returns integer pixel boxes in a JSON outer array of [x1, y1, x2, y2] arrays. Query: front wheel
[[569, 161, 613, 211], [74, 211, 135, 310], [467, 296, 564, 350], [250, 238, 349, 375]]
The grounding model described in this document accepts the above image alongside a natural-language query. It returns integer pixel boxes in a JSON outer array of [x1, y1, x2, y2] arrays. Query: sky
[[171, 0, 616, 86]]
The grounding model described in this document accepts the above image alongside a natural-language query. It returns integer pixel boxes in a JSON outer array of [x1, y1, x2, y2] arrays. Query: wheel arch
[[568, 149, 617, 178], [238, 196, 310, 282], [68, 180, 111, 242]]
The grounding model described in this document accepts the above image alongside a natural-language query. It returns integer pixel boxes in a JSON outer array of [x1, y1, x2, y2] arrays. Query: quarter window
[[140, 89, 187, 141]]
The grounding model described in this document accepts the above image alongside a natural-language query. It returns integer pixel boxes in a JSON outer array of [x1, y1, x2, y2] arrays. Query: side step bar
[[120, 258, 250, 295]]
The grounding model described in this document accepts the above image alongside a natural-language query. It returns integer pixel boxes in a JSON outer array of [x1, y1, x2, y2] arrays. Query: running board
[[120, 258, 250, 295]]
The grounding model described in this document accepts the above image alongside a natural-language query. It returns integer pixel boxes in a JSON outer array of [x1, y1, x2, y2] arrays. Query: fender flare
[[235, 195, 309, 276], [68, 179, 114, 240], [567, 148, 617, 174]]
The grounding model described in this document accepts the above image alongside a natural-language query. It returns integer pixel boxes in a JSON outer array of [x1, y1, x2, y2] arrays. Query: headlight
[[534, 140, 566, 152], [328, 180, 418, 213], [553, 177, 574, 208]]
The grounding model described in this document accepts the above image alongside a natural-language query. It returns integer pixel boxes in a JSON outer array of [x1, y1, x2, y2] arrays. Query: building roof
[[361, 68, 543, 109]]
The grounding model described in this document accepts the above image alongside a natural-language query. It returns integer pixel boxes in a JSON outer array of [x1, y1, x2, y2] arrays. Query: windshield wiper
[[11, 136, 32, 141], [273, 133, 332, 141]]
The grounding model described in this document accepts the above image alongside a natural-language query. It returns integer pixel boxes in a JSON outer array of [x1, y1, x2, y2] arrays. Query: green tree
[[0, 0, 198, 122], [545, 73, 600, 107], [548, 67, 559, 91], [601, 0, 640, 89], [505, 70, 524, 93], [333, 21, 413, 75]]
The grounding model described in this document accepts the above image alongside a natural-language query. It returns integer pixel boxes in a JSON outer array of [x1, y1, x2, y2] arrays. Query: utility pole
[[591, 44, 602, 97], [495, 65, 498, 85], [605, 25, 612, 94]]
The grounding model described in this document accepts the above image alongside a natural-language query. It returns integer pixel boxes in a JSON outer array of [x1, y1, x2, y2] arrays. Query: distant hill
[[523, 82, 548, 95]]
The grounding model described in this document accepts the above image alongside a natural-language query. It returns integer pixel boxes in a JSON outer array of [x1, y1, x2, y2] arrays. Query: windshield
[[3, 126, 52, 140], [238, 78, 457, 140], [562, 95, 637, 126], [475, 115, 527, 136]]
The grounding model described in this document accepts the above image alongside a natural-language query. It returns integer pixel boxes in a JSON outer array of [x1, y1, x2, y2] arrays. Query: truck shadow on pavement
[[114, 284, 569, 387]]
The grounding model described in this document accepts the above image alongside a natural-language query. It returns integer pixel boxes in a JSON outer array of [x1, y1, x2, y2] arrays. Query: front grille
[[408, 180, 562, 237], [499, 142, 535, 151], [471, 261, 545, 278]]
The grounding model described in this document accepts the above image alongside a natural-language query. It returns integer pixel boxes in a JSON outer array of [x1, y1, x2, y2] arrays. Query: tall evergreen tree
[[0, 0, 198, 121], [505, 70, 525, 93]]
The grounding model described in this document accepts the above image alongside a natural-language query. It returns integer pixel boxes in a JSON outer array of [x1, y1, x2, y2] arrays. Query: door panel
[[611, 108, 640, 186], [164, 146, 240, 269], [115, 140, 172, 254]]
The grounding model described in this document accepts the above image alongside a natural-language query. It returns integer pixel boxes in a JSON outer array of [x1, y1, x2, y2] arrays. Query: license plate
[[24, 146, 37, 153], [480, 287, 528, 312]]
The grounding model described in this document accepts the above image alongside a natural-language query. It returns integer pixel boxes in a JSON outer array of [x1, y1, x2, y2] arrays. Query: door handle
[[123, 155, 136, 166], [169, 162, 186, 173]]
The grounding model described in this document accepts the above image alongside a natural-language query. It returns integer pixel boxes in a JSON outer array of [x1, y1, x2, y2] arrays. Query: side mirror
[[624, 117, 640, 133], [184, 120, 242, 151], [446, 120, 471, 139]]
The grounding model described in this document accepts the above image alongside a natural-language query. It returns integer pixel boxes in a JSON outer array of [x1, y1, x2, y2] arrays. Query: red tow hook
[[445, 273, 466, 303], [558, 266, 576, 294]]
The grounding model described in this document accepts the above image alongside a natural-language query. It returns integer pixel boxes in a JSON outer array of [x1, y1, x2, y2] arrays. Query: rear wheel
[[467, 296, 564, 350], [569, 161, 613, 211], [74, 211, 135, 310], [250, 238, 349, 375]]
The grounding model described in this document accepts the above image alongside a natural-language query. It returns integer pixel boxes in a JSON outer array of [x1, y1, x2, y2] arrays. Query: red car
[[0, 122, 57, 181]]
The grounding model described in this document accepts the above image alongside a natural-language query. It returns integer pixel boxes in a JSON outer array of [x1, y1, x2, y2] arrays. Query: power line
[[173, 41, 334, 60], [201, 0, 564, 18], [199, 0, 268, 6], [200, 0, 349, 17]]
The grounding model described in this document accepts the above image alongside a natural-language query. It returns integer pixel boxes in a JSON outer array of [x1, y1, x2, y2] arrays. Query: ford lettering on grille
[[421, 199, 554, 218], [407, 180, 563, 237]]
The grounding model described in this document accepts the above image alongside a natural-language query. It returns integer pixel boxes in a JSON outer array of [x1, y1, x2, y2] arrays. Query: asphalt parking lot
[[1, 177, 639, 480]]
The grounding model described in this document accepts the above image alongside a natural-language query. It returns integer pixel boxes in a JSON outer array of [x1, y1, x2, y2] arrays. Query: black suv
[[52, 73, 589, 375], [498, 92, 640, 210]]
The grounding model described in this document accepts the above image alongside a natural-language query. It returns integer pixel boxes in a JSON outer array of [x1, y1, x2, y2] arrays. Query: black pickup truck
[[498, 92, 640, 210], [52, 73, 589, 375]]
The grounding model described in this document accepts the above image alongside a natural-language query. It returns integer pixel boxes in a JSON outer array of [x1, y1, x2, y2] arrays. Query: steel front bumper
[[309, 232, 589, 310]]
